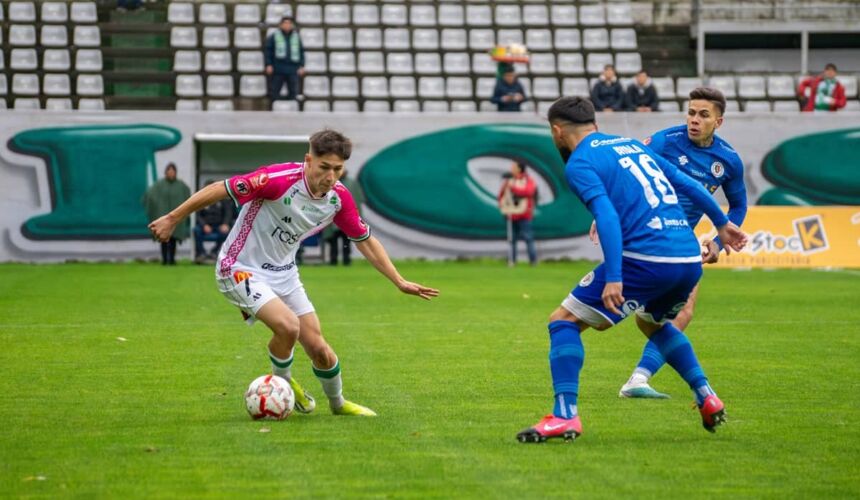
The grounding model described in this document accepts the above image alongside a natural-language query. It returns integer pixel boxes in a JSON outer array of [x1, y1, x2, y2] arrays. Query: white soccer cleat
[[619, 377, 671, 399]]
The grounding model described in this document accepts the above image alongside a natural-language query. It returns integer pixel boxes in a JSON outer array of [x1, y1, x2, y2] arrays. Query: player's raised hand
[[602, 281, 624, 315], [397, 280, 440, 301], [148, 214, 177, 242], [588, 221, 599, 245], [701, 240, 720, 264], [716, 223, 748, 254]]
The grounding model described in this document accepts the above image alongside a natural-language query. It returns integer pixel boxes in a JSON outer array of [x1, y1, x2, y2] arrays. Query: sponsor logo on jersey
[[643, 136, 652, 145], [678, 155, 689, 166], [249, 172, 269, 189], [262, 262, 296, 272], [711, 161, 725, 178], [235, 180, 250, 196], [271, 226, 300, 245], [647, 217, 663, 230], [329, 195, 339, 205], [301, 204, 324, 215], [747, 215, 828, 255], [590, 137, 632, 148], [579, 271, 595, 287], [662, 218, 689, 228], [233, 270, 252, 283]]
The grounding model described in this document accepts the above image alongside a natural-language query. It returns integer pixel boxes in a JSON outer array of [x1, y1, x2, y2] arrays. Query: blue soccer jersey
[[645, 125, 747, 229]]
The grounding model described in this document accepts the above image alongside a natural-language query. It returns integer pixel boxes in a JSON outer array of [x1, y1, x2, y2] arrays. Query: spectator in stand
[[491, 64, 527, 112], [625, 70, 660, 112], [193, 198, 235, 264], [798, 63, 847, 112], [591, 64, 625, 112], [265, 16, 306, 106], [142, 163, 191, 265]]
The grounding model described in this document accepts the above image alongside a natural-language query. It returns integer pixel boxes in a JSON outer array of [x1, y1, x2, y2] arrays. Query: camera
[[501, 172, 514, 179]]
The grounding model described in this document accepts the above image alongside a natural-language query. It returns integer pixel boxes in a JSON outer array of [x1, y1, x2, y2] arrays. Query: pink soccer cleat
[[698, 394, 727, 433], [516, 414, 583, 443]]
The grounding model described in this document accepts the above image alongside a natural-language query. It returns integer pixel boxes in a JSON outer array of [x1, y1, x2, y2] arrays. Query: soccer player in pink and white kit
[[149, 130, 439, 416]]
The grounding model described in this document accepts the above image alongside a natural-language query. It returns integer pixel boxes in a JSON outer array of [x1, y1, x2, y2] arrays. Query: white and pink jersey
[[216, 162, 370, 283]]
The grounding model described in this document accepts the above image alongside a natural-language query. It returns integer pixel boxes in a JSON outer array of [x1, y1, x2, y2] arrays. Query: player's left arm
[[355, 236, 439, 300], [712, 157, 748, 252]]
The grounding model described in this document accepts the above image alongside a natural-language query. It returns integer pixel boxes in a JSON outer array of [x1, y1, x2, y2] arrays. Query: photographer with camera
[[498, 162, 538, 266]]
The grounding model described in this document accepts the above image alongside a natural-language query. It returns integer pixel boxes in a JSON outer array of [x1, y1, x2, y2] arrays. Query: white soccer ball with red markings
[[244, 375, 295, 420]]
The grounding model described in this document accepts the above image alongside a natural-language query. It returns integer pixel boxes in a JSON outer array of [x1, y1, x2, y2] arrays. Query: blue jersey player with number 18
[[516, 97, 748, 443]]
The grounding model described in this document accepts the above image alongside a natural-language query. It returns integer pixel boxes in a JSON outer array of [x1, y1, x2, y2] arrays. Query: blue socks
[[648, 323, 715, 405], [548, 321, 584, 419], [634, 340, 666, 378]]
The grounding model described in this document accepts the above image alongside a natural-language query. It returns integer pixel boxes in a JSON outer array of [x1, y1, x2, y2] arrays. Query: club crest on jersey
[[579, 271, 595, 287], [711, 161, 725, 178], [620, 300, 641, 318], [678, 155, 689, 166], [235, 180, 250, 196]]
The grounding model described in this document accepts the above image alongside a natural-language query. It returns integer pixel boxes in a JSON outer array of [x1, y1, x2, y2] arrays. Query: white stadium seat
[[176, 75, 204, 97], [174, 50, 201, 72], [44, 49, 72, 71], [171, 27, 197, 48], [233, 4, 260, 25], [70, 2, 97, 23], [175, 99, 203, 111], [198, 3, 226, 25], [206, 99, 234, 112], [233, 28, 261, 49], [738, 76, 767, 99], [41, 2, 68, 23], [204, 51, 232, 73], [11, 49, 37, 70], [237, 51, 263, 73], [168, 3, 194, 24], [75, 49, 102, 72], [76, 74, 103, 96], [206, 75, 234, 97], [13, 73, 40, 95], [43, 74, 70, 96], [9, 2, 36, 22], [73, 26, 101, 47], [45, 98, 72, 111], [239, 75, 266, 97]]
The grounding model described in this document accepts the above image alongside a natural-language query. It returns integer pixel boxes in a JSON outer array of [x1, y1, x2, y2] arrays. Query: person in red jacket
[[798, 63, 847, 112], [498, 162, 538, 266]]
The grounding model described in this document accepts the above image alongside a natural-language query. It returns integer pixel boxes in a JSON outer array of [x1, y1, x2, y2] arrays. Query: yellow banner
[[694, 207, 860, 268]]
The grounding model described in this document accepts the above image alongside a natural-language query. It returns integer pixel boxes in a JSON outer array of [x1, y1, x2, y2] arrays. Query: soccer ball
[[244, 374, 295, 420]]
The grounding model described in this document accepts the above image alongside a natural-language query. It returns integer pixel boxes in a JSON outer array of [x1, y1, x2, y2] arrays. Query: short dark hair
[[514, 162, 527, 173], [165, 162, 177, 173], [689, 87, 726, 116], [309, 129, 352, 160], [604, 64, 615, 72], [547, 96, 596, 126], [280, 15, 294, 23], [825, 63, 837, 71]]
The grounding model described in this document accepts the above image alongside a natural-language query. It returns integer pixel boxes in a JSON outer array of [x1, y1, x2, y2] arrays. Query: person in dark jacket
[[142, 163, 191, 265], [193, 198, 235, 263], [590, 64, 624, 112], [491, 65, 527, 112], [625, 70, 660, 112], [265, 16, 306, 105]]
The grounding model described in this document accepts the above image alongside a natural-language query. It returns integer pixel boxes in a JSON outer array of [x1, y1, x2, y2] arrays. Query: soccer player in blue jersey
[[616, 87, 748, 399], [516, 97, 747, 443]]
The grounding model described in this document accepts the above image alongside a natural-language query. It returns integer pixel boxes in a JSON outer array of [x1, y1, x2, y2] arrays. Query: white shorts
[[216, 271, 315, 325]]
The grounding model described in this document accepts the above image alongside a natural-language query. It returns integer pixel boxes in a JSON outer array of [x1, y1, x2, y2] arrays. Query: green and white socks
[[269, 348, 294, 381], [313, 359, 345, 409]]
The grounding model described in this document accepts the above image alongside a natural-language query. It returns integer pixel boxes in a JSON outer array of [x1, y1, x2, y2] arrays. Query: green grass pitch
[[1, 261, 858, 497]]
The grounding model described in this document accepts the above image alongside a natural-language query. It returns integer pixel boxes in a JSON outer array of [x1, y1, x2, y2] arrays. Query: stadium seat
[[419, 77, 445, 98], [296, 4, 322, 25], [328, 28, 353, 50], [76, 74, 103, 96], [583, 28, 610, 50], [0, 5, 3, 22], [45, 49, 72, 71], [361, 76, 388, 98], [469, 30, 495, 51], [472, 52, 497, 75], [523, 5, 549, 26], [237, 75, 265, 98], [206, 75, 233, 97], [533, 77, 560, 100], [479, 101, 496, 112], [415, 53, 442, 75], [386, 53, 413, 75], [199, 3, 226, 25], [45, 98, 72, 111], [550, 5, 578, 27], [14, 98, 40, 110], [676, 77, 703, 97], [607, 4, 634, 26], [393, 100, 420, 113], [738, 76, 766, 99], [443, 53, 470, 75], [303, 100, 330, 112], [451, 101, 478, 113], [441, 29, 467, 51], [495, 5, 521, 27], [520, 100, 535, 112], [438, 4, 464, 27], [525, 29, 553, 51], [170, 27, 197, 48], [530, 54, 556, 75], [586, 53, 614, 75], [175, 99, 203, 111], [204, 51, 232, 73], [0, 51, 4, 71], [423, 100, 449, 112], [411, 5, 436, 27], [324, 4, 350, 26], [447, 77, 473, 98], [390, 76, 416, 98], [332, 100, 359, 112], [265, 4, 292, 26], [43, 74, 70, 96], [615, 53, 642, 74], [651, 76, 676, 100], [301, 28, 325, 49], [843, 100, 860, 111], [537, 101, 556, 116], [356, 29, 382, 50], [724, 100, 740, 112], [206, 99, 234, 112], [174, 50, 201, 72], [78, 98, 105, 111], [41, 26, 68, 47], [772, 100, 801, 112], [332, 77, 359, 98], [384, 28, 410, 50], [233, 4, 260, 25], [234, 28, 261, 49], [73, 26, 100, 47], [75, 50, 102, 72], [11, 49, 37, 70], [303, 76, 330, 98], [9, 2, 36, 22], [837, 76, 857, 98], [413, 29, 439, 51], [41, 2, 68, 23], [708, 75, 737, 98], [767, 75, 796, 98], [176, 75, 203, 97], [9, 25, 37, 47], [304, 52, 327, 73], [272, 100, 298, 112], [611, 29, 638, 50], [579, 5, 606, 26], [0, 74, 6, 95], [498, 29, 524, 46], [329, 52, 356, 74], [476, 77, 496, 99], [237, 51, 263, 73], [555, 29, 582, 51], [202, 27, 230, 49], [563, 77, 590, 96], [12, 73, 39, 95], [381, 4, 407, 26], [168, 3, 194, 24], [363, 101, 390, 112], [70, 2, 97, 23], [352, 5, 378, 26], [358, 52, 384, 74], [465, 5, 492, 27], [660, 101, 681, 112], [744, 100, 772, 112]]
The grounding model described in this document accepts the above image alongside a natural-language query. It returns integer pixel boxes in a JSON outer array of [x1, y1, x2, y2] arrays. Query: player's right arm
[[149, 182, 228, 242]]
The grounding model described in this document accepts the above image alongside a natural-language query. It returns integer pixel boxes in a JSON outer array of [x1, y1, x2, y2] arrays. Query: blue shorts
[[562, 257, 702, 327]]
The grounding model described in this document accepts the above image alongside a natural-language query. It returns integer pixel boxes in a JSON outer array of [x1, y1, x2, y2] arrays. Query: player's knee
[[272, 316, 300, 341]]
